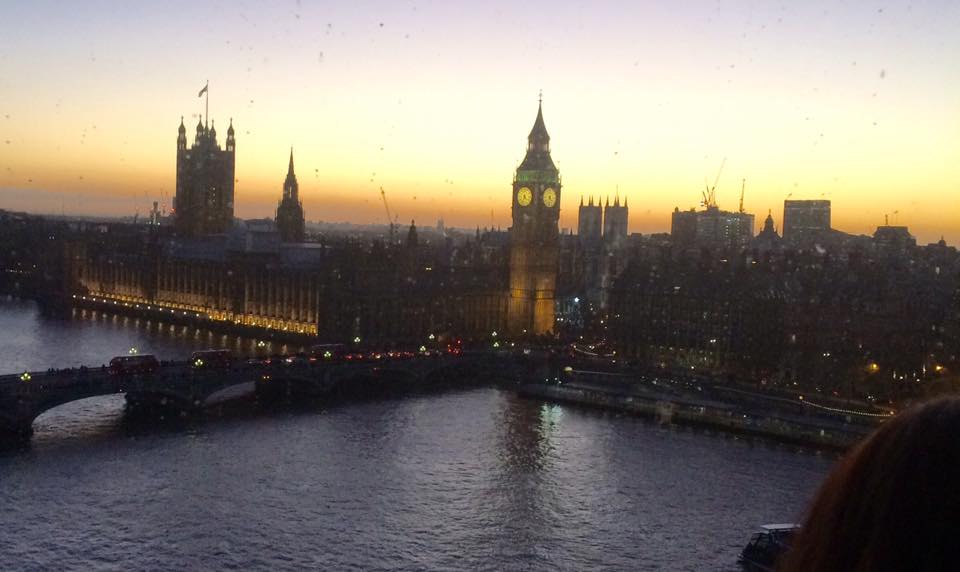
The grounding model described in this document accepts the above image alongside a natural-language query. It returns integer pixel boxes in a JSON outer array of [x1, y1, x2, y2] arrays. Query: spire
[[588, 195, 594, 206], [283, 148, 299, 201], [517, 94, 557, 173], [528, 98, 550, 146], [580, 196, 584, 207], [177, 116, 187, 150], [406, 219, 418, 248], [605, 196, 610, 207], [225, 118, 236, 152], [624, 196, 628, 208], [196, 115, 204, 132]]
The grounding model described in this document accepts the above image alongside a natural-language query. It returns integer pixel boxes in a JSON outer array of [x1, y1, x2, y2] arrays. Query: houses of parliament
[[59, 100, 606, 344], [20, 96, 956, 391]]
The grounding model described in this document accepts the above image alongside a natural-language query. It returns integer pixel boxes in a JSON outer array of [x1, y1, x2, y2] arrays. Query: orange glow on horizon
[[2, 1, 958, 244]]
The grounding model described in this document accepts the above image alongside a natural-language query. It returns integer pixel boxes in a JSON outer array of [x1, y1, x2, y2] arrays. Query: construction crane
[[379, 186, 398, 243], [739, 178, 746, 214], [701, 157, 726, 209]]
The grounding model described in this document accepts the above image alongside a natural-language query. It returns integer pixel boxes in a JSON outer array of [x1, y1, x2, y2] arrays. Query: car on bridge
[[283, 354, 310, 367]]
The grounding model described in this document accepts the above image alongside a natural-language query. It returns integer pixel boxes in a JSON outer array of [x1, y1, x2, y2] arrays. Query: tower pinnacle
[[519, 98, 555, 170], [276, 148, 305, 242]]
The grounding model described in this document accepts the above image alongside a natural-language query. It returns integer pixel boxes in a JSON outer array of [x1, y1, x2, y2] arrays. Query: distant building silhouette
[[275, 149, 305, 242], [577, 196, 603, 305], [578, 196, 602, 248], [671, 205, 754, 253], [671, 208, 698, 248], [508, 99, 561, 336], [406, 220, 419, 248], [600, 195, 629, 308], [174, 116, 236, 237], [874, 224, 916, 256], [602, 195, 628, 249], [752, 210, 783, 253], [572, 193, 631, 310], [783, 200, 831, 245]]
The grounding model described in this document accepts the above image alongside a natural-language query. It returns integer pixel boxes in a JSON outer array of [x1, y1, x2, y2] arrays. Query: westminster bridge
[[0, 350, 541, 441]]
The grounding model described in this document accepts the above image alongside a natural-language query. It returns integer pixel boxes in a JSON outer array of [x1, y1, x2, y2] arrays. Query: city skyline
[[2, 1, 959, 244]]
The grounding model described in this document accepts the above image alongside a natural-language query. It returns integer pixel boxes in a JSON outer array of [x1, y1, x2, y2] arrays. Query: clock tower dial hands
[[542, 187, 557, 208], [517, 187, 532, 207]]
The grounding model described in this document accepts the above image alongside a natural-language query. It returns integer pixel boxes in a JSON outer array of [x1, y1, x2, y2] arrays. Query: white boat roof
[[761, 523, 801, 531]]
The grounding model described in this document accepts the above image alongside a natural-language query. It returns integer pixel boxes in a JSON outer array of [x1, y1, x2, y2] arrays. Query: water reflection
[[0, 298, 305, 372], [0, 299, 833, 569], [498, 395, 558, 472]]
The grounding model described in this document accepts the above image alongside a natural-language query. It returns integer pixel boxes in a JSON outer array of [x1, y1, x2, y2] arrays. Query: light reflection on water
[[0, 298, 832, 570], [0, 297, 303, 372]]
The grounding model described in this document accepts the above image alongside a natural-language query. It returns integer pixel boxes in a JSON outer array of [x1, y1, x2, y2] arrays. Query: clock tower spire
[[508, 96, 561, 337]]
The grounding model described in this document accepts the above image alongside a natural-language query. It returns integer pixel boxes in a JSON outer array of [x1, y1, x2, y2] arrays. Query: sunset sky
[[1, 0, 958, 243]]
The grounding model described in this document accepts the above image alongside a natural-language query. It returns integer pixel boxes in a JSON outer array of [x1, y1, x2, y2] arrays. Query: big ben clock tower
[[508, 97, 561, 337]]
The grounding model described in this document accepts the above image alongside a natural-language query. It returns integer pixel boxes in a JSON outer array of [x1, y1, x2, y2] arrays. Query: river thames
[[0, 298, 832, 570]]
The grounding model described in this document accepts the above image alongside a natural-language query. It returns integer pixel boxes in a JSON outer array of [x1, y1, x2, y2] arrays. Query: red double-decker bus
[[109, 355, 160, 375], [309, 343, 347, 361], [191, 349, 234, 369]]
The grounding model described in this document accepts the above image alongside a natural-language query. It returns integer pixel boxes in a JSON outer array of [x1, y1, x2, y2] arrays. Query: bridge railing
[[0, 349, 512, 395]]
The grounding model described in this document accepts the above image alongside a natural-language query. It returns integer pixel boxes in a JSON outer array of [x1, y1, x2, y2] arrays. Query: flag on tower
[[198, 82, 208, 97]]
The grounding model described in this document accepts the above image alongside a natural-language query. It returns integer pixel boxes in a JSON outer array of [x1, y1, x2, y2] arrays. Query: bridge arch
[[203, 381, 256, 405]]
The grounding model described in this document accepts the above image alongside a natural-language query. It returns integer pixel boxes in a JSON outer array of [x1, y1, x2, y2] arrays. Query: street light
[[20, 372, 31, 382]]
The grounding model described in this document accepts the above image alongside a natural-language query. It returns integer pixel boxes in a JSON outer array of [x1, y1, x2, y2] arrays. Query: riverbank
[[519, 381, 878, 450]]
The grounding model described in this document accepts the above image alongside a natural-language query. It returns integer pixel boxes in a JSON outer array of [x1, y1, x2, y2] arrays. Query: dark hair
[[780, 397, 960, 571]]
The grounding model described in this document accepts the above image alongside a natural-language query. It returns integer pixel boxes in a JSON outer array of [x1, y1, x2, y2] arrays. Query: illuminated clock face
[[542, 188, 557, 207], [517, 187, 532, 206]]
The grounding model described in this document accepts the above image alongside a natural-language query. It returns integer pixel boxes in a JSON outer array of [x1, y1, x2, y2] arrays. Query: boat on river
[[738, 523, 800, 571]]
